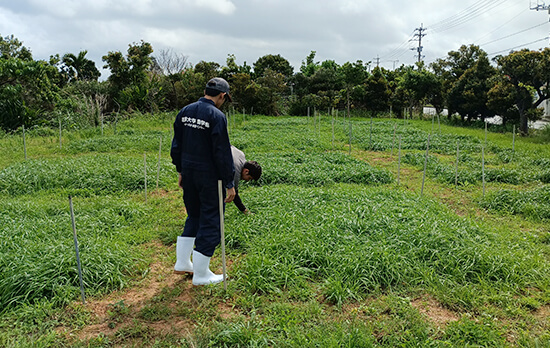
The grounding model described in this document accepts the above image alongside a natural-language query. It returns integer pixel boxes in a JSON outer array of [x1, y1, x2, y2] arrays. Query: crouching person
[[231, 145, 262, 214]]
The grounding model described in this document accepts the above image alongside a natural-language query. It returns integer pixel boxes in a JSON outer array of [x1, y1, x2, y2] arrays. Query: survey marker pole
[[218, 180, 228, 290], [69, 195, 86, 304]]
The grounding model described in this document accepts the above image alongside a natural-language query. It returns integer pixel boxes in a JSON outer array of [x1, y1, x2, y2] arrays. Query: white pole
[[421, 134, 431, 197], [144, 153, 147, 203], [69, 195, 86, 304], [348, 120, 352, 155], [217, 180, 227, 290], [485, 121, 487, 146], [455, 141, 459, 187], [482, 145, 486, 197], [23, 124, 27, 160], [512, 125, 516, 153], [331, 116, 335, 150], [397, 135, 402, 185], [156, 136, 162, 189], [59, 117, 62, 149], [369, 117, 373, 150], [391, 124, 396, 157]]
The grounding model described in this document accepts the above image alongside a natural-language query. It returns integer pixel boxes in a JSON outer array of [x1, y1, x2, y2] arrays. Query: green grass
[[226, 184, 549, 310], [0, 155, 176, 196], [0, 194, 154, 311], [1, 113, 549, 347]]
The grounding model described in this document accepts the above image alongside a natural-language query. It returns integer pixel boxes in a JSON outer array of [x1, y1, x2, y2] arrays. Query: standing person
[[231, 145, 262, 214], [171, 77, 235, 286]]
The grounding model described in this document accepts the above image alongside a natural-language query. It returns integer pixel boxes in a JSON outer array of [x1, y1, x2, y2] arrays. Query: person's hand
[[243, 209, 254, 215], [225, 187, 236, 203], [178, 173, 183, 189]]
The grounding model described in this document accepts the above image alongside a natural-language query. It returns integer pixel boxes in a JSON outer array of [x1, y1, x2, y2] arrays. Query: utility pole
[[391, 59, 399, 70], [411, 24, 427, 63], [373, 55, 380, 68], [530, 0, 549, 13]]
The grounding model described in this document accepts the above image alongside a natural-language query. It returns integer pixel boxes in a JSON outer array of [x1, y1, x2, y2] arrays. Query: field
[[0, 111, 549, 347]]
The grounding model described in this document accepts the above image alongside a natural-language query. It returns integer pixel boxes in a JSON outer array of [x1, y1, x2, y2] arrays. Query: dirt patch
[[53, 242, 194, 343], [411, 296, 459, 327], [533, 305, 550, 320]]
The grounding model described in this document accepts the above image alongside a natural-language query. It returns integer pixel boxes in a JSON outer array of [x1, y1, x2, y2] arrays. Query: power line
[[381, 30, 417, 60], [479, 21, 548, 46], [430, 0, 509, 33], [488, 36, 549, 56], [473, 6, 528, 43]]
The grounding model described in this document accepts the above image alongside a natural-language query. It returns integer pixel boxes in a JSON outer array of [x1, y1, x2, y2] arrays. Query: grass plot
[[227, 184, 549, 310]]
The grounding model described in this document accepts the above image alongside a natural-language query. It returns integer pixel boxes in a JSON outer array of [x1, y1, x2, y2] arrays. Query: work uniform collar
[[199, 97, 215, 106]]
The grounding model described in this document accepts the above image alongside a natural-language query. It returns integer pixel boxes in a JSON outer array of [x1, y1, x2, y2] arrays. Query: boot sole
[[174, 270, 193, 274]]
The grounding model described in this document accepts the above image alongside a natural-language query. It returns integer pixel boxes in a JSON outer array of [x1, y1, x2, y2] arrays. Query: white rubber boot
[[174, 236, 194, 274], [192, 250, 223, 286]]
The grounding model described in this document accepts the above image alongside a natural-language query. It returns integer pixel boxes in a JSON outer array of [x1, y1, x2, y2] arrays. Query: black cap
[[206, 77, 232, 102]]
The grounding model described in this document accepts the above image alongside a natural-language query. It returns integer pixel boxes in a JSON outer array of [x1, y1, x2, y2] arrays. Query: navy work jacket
[[170, 97, 235, 189]]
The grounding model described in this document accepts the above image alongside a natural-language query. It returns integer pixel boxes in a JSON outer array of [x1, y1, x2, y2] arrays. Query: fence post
[[391, 124, 396, 157], [482, 145, 486, 197], [144, 153, 148, 203], [455, 141, 459, 187], [348, 120, 352, 155], [421, 135, 431, 197], [397, 135, 402, 185], [369, 117, 373, 150], [23, 125, 27, 160], [59, 117, 63, 149], [156, 136, 162, 189], [512, 125, 516, 154], [332, 116, 335, 150], [69, 195, 86, 304]]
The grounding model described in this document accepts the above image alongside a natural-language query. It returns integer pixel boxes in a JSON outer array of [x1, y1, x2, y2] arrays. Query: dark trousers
[[180, 168, 225, 257]]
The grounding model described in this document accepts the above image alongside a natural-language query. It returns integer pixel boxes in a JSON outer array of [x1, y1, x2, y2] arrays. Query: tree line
[[1, 34, 550, 135]]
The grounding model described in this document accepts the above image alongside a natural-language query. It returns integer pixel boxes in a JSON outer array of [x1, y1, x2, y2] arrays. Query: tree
[[487, 77, 519, 127], [0, 34, 32, 61], [431, 44, 488, 118], [398, 66, 440, 118], [62, 50, 100, 81], [253, 54, 293, 79], [220, 54, 251, 82], [0, 35, 59, 130], [447, 53, 496, 121], [364, 67, 390, 117], [495, 48, 550, 135], [151, 48, 189, 76], [253, 69, 287, 115], [193, 61, 220, 80], [340, 60, 368, 117], [102, 40, 154, 111], [300, 51, 319, 77]]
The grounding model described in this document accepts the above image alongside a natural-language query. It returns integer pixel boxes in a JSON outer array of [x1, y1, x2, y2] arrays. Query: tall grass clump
[[480, 185, 550, 222], [255, 152, 393, 186], [227, 184, 549, 309], [65, 130, 170, 154], [0, 196, 150, 311], [0, 155, 175, 196]]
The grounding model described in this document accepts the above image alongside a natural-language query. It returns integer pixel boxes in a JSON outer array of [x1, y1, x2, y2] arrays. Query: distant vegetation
[[2, 33, 550, 138]]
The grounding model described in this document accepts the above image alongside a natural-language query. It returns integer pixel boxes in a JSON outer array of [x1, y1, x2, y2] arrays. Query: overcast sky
[[1, 0, 549, 79]]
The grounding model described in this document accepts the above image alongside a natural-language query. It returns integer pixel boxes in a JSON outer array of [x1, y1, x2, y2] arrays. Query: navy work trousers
[[180, 168, 225, 257]]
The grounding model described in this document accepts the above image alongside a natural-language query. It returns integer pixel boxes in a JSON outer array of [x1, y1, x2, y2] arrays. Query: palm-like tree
[[62, 50, 100, 81]]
